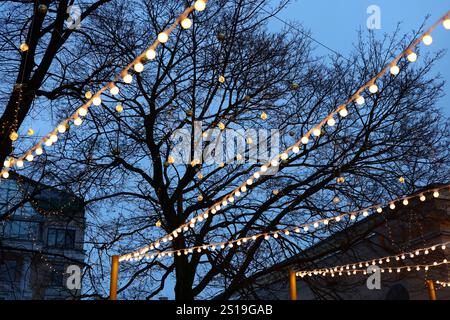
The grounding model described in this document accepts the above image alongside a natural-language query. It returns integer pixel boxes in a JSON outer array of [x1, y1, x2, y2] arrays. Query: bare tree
[[2, 0, 449, 299]]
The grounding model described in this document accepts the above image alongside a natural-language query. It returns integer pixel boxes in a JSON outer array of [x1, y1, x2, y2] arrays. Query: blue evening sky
[[269, 0, 450, 116]]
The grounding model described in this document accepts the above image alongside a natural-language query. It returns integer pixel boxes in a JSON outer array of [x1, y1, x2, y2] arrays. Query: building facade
[[224, 187, 450, 300], [0, 174, 85, 300]]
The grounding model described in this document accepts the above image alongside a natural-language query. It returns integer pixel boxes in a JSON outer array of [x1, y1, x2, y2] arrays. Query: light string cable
[[0, 0, 209, 178], [120, 11, 450, 261], [120, 184, 449, 261], [295, 241, 449, 278]]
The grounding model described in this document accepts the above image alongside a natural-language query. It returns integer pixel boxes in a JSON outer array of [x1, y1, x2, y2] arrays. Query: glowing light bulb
[[194, 0, 206, 11], [422, 34, 433, 46], [433, 191, 439, 198], [363, 211, 369, 217], [246, 179, 253, 185], [134, 62, 144, 73], [123, 74, 133, 84], [57, 124, 66, 133], [158, 32, 169, 43], [376, 207, 382, 213], [218, 75, 225, 83], [420, 194, 426, 201], [50, 134, 58, 143], [390, 65, 400, 75], [253, 172, 260, 179], [16, 160, 24, 168], [339, 107, 348, 117], [92, 96, 102, 106], [292, 146, 300, 153], [85, 91, 92, 99], [389, 203, 396, 210], [3, 160, 11, 168], [407, 52, 417, 62], [2, 171, 9, 179], [218, 122, 225, 130], [146, 49, 156, 60], [369, 84, 378, 94], [403, 199, 409, 206], [26, 153, 34, 162], [327, 117, 336, 127], [181, 18, 192, 29], [270, 159, 279, 167], [35, 147, 43, 155], [261, 165, 268, 172], [301, 136, 309, 145], [78, 107, 88, 116], [9, 131, 18, 141], [356, 96, 365, 105], [281, 153, 288, 160], [110, 85, 119, 95], [74, 117, 83, 126], [44, 139, 53, 147], [20, 43, 29, 52], [260, 112, 268, 120], [116, 104, 123, 113]]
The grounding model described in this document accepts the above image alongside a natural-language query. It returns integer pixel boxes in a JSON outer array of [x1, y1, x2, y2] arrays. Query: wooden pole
[[110, 255, 119, 300], [426, 280, 437, 300], [289, 270, 297, 300]]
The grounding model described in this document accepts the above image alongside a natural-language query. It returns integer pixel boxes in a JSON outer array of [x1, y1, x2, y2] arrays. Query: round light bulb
[[433, 191, 439, 198], [369, 84, 378, 94], [281, 153, 288, 160], [292, 146, 300, 154], [356, 96, 365, 105], [312, 128, 321, 137], [35, 147, 43, 155], [407, 52, 417, 62], [26, 154, 34, 162], [85, 91, 93, 99], [2, 171, 9, 179], [74, 117, 83, 126], [444, 18, 450, 30], [327, 117, 336, 127], [78, 107, 88, 116], [339, 107, 348, 117], [146, 49, 156, 60], [44, 139, 53, 147], [390, 65, 400, 76], [422, 34, 433, 46], [16, 160, 24, 168], [134, 62, 144, 73], [92, 96, 102, 106], [57, 124, 66, 133], [301, 136, 309, 145], [261, 165, 268, 172], [194, 0, 206, 11], [123, 74, 133, 84], [158, 32, 169, 43], [50, 134, 58, 143], [110, 86, 119, 95], [419, 194, 426, 201], [116, 104, 123, 113], [181, 18, 192, 29]]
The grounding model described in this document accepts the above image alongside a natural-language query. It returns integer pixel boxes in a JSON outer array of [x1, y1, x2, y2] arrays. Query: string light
[[120, 185, 449, 261], [181, 18, 192, 29], [407, 51, 417, 62]]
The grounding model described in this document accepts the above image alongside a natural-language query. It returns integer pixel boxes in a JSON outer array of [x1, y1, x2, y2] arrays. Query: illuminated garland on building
[[119, 184, 449, 262], [119, 11, 450, 260], [0, 0, 208, 178], [295, 241, 449, 278]]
